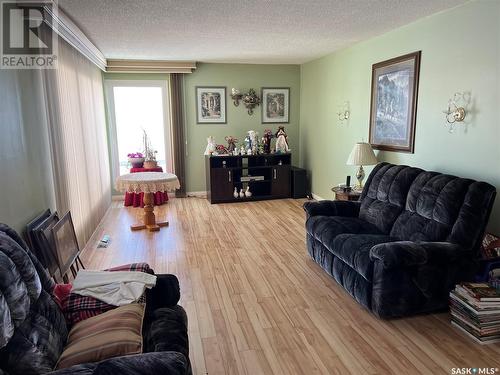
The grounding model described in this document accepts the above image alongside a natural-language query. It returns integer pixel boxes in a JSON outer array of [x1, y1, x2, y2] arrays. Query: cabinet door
[[271, 166, 291, 197], [211, 168, 234, 201]]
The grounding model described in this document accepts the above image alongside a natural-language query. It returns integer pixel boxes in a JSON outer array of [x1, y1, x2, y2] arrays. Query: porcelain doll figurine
[[275, 126, 290, 153], [248, 130, 258, 149], [204, 136, 216, 155], [262, 129, 273, 154], [244, 133, 251, 152]]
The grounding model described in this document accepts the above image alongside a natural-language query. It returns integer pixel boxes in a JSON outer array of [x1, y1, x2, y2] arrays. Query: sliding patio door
[[105, 80, 173, 186]]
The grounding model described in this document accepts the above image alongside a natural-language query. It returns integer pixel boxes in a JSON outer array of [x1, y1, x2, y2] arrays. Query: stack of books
[[450, 282, 500, 344]]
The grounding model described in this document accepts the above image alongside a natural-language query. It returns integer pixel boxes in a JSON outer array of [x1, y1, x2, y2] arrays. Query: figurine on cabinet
[[262, 129, 273, 154], [275, 126, 290, 153], [225, 136, 238, 154], [233, 187, 239, 198], [244, 133, 252, 153], [204, 136, 216, 155], [245, 186, 252, 197]]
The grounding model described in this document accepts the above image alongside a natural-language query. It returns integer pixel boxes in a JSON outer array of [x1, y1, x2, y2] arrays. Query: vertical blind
[[43, 38, 111, 246]]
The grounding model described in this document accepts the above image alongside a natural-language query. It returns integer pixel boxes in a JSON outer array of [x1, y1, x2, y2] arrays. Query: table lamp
[[346, 142, 377, 189]]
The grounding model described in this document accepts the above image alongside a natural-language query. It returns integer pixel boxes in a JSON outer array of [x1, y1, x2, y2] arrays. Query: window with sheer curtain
[[43, 38, 111, 246]]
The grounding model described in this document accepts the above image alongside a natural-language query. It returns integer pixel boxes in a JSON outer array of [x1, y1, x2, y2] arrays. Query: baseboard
[[186, 191, 207, 197], [311, 193, 326, 201]]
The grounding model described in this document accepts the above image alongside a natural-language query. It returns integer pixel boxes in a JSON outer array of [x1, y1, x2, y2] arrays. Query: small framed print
[[196, 86, 227, 124], [261, 87, 290, 123]]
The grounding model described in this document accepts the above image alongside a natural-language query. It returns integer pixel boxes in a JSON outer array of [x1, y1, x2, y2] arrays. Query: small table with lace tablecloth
[[116, 172, 180, 232], [124, 167, 169, 207]]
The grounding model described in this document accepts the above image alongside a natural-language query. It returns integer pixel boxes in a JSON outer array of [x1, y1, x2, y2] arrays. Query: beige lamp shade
[[346, 142, 377, 166]]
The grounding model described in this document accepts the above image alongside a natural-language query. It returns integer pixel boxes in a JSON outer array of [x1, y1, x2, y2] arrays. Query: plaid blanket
[[53, 263, 153, 325]]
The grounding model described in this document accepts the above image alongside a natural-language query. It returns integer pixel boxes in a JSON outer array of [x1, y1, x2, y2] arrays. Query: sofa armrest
[[370, 241, 466, 269], [303, 200, 360, 218], [49, 351, 190, 375], [146, 274, 180, 310]]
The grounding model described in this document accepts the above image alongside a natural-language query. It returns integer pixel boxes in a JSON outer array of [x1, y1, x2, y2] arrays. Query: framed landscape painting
[[261, 87, 290, 123], [369, 51, 421, 153], [196, 86, 226, 124]]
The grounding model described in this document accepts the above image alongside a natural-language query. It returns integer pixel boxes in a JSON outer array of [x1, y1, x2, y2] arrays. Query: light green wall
[[300, 0, 500, 233], [0, 70, 54, 232], [184, 63, 301, 192]]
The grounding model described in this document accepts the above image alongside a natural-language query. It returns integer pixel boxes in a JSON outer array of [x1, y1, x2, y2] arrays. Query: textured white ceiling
[[59, 0, 468, 64]]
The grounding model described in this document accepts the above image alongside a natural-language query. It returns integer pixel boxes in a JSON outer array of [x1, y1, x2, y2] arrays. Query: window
[[105, 80, 172, 184]]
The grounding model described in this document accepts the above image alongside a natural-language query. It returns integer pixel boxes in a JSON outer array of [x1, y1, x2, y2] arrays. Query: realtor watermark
[[451, 368, 499, 374], [1, 0, 58, 69]]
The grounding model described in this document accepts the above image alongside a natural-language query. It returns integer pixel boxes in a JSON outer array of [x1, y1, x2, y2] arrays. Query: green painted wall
[[300, 0, 500, 233], [184, 63, 301, 192]]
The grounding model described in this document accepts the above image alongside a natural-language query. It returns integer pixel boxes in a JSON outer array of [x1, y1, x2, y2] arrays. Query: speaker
[[291, 167, 307, 199]]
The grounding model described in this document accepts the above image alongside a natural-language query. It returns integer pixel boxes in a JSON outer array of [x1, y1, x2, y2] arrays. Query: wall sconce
[[231, 88, 261, 115], [443, 92, 471, 133], [231, 88, 243, 106], [337, 101, 350, 125]]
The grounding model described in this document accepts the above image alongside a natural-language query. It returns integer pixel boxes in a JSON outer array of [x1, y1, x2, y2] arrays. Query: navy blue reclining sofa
[[304, 163, 496, 318]]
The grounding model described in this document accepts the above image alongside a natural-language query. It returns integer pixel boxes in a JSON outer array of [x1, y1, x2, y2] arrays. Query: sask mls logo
[[1, 0, 58, 69]]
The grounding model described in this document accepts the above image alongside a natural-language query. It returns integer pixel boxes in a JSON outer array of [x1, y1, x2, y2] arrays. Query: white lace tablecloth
[[115, 172, 180, 193]]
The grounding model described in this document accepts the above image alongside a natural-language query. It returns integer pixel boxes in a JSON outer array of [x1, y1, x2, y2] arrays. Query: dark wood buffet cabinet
[[205, 153, 291, 203]]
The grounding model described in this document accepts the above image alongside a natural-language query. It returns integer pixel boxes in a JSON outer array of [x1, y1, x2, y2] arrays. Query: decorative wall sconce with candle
[[443, 92, 471, 133], [337, 101, 350, 125], [231, 88, 261, 115]]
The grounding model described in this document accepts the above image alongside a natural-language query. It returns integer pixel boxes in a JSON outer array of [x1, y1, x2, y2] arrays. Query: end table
[[331, 186, 362, 201]]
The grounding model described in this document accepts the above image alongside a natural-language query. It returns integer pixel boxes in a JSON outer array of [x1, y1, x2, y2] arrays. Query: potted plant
[[142, 130, 158, 169], [127, 152, 145, 168]]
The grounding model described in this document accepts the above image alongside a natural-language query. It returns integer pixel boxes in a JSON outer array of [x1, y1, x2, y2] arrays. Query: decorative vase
[[128, 157, 145, 168], [239, 188, 245, 198], [144, 160, 158, 169], [233, 187, 239, 198], [245, 186, 252, 197]]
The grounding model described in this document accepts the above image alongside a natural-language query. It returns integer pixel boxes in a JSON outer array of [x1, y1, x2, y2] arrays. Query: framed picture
[[196, 86, 226, 124], [369, 51, 421, 153], [35, 212, 60, 277], [51, 211, 81, 280], [261, 87, 290, 123]]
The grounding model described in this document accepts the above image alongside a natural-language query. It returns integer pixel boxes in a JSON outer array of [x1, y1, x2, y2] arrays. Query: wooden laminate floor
[[82, 198, 500, 375]]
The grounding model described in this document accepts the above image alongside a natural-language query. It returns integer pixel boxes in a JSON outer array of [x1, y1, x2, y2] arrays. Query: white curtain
[[43, 38, 111, 246]]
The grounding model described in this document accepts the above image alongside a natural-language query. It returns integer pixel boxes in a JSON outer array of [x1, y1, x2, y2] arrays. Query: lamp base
[[355, 165, 365, 190]]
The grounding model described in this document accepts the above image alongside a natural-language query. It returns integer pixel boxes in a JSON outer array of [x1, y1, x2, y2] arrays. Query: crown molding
[[43, 4, 107, 71], [106, 59, 196, 73]]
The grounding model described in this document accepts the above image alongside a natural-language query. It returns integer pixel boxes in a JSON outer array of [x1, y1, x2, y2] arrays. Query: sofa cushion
[[56, 303, 145, 369], [144, 305, 189, 357], [306, 216, 382, 246], [359, 163, 423, 234], [327, 234, 395, 281]]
